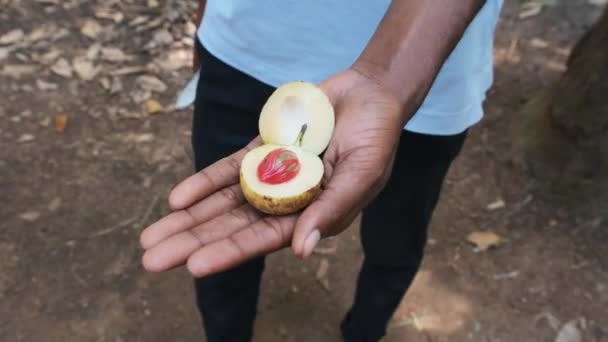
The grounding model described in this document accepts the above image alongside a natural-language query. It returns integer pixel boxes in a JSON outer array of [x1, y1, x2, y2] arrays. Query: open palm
[[140, 68, 405, 277]]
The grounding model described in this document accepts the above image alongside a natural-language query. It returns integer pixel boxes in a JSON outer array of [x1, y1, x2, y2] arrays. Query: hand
[[139, 68, 405, 277]]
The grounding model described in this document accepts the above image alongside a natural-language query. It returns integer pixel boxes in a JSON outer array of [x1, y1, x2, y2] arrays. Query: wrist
[[351, 58, 429, 124]]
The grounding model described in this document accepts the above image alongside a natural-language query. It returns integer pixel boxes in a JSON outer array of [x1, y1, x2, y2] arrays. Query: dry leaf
[[0, 29, 24, 45], [486, 198, 506, 211], [81, 19, 102, 39], [121, 133, 155, 143], [109, 77, 123, 94], [131, 89, 152, 103], [100, 77, 111, 90], [145, 99, 163, 114], [39, 117, 51, 127], [155, 49, 191, 71], [72, 57, 99, 81], [535, 311, 561, 331], [36, 79, 58, 91], [18, 134, 35, 143], [136, 75, 168, 92], [51, 58, 73, 78], [1, 64, 37, 78], [519, 2, 543, 19], [38, 49, 62, 64], [129, 16, 148, 27], [54, 113, 68, 133], [20, 211, 40, 221], [101, 47, 133, 62], [95, 8, 124, 23], [530, 38, 549, 49], [152, 29, 173, 45], [0, 47, 12, 60], [467, 231, 502, 252], [554, 320, 583, 342], [86, 43, 102, 60], [147, 0, 159, 8], [315, 258, 330, 291], [28, 27, 48, 42], [48, 197, 62, 211], [109, 66, 146, 76], [589, 0, 608, 5]]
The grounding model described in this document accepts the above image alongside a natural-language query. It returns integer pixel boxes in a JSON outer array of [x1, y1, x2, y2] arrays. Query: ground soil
[[1, 1, 607, 341]]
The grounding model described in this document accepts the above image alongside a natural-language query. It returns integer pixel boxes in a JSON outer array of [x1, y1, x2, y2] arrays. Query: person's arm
[[140, 0, 491, 276], [354, 0, 486, 126], [192, 0, 207, 71]]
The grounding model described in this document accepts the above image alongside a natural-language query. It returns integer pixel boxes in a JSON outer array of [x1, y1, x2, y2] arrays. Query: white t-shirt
[[197, 0, 503, 135]]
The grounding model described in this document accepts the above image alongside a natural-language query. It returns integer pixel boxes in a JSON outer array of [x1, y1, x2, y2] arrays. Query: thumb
[[291, 164, 374, 258]]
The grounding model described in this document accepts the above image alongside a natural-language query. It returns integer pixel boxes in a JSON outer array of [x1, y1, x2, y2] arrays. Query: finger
[[140, 184, 244, 249], [187, 215, 297, 277], [142, 204, 262, 272], [168, 137, 261, 210], [292, 164, 382, 258]]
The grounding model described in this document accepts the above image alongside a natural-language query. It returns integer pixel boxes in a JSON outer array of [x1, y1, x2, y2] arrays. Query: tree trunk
[[518, 7, 608, 212]]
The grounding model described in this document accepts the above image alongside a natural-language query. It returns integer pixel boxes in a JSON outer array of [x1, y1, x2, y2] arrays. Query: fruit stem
[[295, 124, 307, 147]]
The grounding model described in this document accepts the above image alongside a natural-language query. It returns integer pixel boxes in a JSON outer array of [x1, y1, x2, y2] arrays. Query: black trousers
[[191, 42, 468, 342]]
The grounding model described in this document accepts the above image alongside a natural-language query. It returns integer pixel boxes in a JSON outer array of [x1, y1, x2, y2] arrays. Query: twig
[[135, 194, 161, 229], [89, 214, 139, 238]]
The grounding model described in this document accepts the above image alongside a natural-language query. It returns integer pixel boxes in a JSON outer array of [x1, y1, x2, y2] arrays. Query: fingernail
[[302, 230, 321, 258]]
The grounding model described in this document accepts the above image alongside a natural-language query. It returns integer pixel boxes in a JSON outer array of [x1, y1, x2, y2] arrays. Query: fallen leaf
[[519, 2, 543, 19], [185, 21, 197, 36], [38, 49, 62, 64], [36, 79, 58, 91], [145, 99, 163, 114], [554, 320, 583, 342], [492, 270, 520, 280], [530, 38, 549, 49], [129, 16, 148, 27], [135, 17, 165, 32], [147, 0, 159, 8], [486, 198, 506, 211], [39, 117, 51, 127], [51, 58, 73, 78], [0, 46, 12, 60], [136, 75, 168, 92], [28, 27, 48, 42], [86, 43, 102, 60], [72, 57, 99, 81], [0, 29, 24, 45], [589, 0, 608, 5], [120, 133, 155, 143], [100, 77, 111, 90], [95, 8, 124, 23], [48, 197, 62, 211], [152, 29, 173, 46], [155, 49, 191, 70], [109, 66, 146, 76], [131, 89, 152, 103], [315, 258, 330, 291], [50, 28, 69, 41], [20, 211, 41, 221], [18, 134, 35, 143], [81, 19, 102, 39], [534, 311, 561, 331], [101, 47, 133, 62], [466, 231, 503, 252], [109, 77, 123, 94], [1, 64, 37, 78], [54, 113, 68, 133]]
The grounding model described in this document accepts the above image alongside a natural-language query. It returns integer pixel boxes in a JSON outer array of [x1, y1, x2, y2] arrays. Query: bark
[[518, 7, 608, 210]]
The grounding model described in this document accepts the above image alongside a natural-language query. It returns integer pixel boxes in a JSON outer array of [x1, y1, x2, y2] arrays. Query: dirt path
[[1, 1, 607, 341]]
